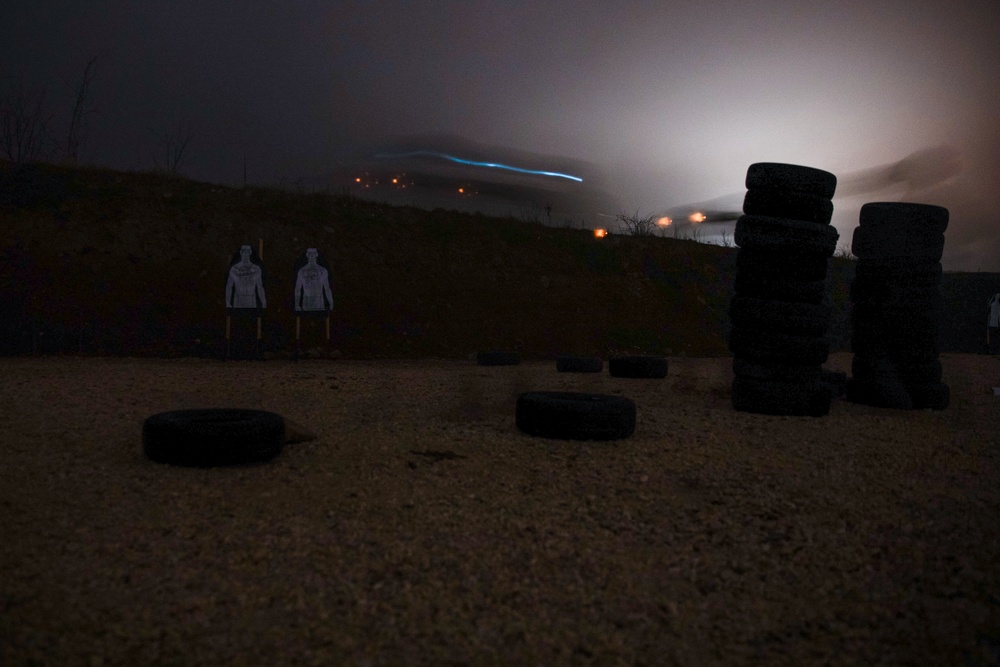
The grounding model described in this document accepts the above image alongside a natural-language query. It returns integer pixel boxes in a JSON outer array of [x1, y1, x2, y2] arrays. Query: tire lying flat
[[851, 226, 945, 262], [745, 163, 837, 199], [732, 357, 821, 382], [608, 356, 668, 379], [742, 188, 834, 224], [845, 378, 914, 410], [735, 247, 831, 282], [736, 215, 840, 256], [851, 356, 943, 384], [556, 355, 604, 373], [728, 327, 830, 365], [729, 296, 832, 336], [819, 369, 848, 398], [859, 202, 949, 234], [516, 391, 636, 441], [143, 408, 286, 467], [853, 259, 942, 282], [477, 351, 521, 366], [732, 273, 828, 305], [850, 276, 942, 304]]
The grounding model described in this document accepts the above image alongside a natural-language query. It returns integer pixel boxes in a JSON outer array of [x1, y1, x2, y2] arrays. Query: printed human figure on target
[[224, 243, 267, 359], [294, 248, 333, 313], [226, 244, 267, 311], [293, 248, 333, 353]]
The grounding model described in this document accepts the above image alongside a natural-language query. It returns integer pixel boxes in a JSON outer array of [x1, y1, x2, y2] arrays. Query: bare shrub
[[63, 57, 99, 163], [0, 80, 54, 164], [834, 242, 856, 260], [616, 209, 658, 236], [151, 121, 195, 173]]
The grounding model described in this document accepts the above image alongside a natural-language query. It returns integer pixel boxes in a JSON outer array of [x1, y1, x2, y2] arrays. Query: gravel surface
[[2, 354, 999, 666]]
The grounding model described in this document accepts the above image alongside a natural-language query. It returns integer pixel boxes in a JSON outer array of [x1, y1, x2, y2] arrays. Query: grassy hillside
[[10, 160, 988, 360]]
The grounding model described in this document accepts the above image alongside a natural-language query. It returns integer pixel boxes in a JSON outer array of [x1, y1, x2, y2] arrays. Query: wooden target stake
[[256, 238, 264, 355]]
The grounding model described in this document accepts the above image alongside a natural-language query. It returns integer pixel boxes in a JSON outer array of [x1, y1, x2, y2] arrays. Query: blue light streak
[[375, 150, 583, 183]]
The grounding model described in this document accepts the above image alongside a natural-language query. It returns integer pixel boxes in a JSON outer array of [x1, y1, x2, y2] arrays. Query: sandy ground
[[1, 353, 999, 666]]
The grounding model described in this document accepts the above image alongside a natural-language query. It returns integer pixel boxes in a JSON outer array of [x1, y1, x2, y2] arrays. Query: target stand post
[[295, 314, 302, 359]]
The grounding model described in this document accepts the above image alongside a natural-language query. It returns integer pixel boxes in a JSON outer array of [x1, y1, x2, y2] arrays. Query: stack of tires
[[846, 202, 949, 410], [728, 163, 839, 416]]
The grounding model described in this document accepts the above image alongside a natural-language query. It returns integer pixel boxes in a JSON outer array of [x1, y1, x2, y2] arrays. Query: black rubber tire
[[819, 369, 848, 398], [732, 356, 821, 382], [608, 355, 668, 379], [477, 351, 521, 366], [852, 355, 943, 384], [850, 275, 942, 302], [853, 259, 942, 282], [851, 290, 943, 318], [729, 296, 832, 336], [516, 391, 636, 441], [735, 215, 840, 256], [745, 163, 837, 199], [851, 332, 939, 363], [851, 226, 945, 262], [850, 305, 940, 339], [859, 202, 949, 234], [556, 355, 604, 373], [907, 382, 950, 410], [850, 298, 943, 322], [852, 220, 946, 247], [731, 376, 831, 417], [728, 326, 830, 365], [732, 273, 827, 305], [743, 188, 834, 225], [851, 311, 939, 353], [735, 247, 830, 282], [143, 409, 286, 467], [845, 378, 913, 410]]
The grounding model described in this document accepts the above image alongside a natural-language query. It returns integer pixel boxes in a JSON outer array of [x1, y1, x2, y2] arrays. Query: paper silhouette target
[[293, 248, 333, 314], [225, 244, 267, 311]]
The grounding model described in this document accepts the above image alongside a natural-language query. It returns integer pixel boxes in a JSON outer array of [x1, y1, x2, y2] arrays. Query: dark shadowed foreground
[[2, 354, 999, 665]]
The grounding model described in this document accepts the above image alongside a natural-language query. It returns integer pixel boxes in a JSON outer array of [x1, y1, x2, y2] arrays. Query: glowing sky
[[2, 1, 998, 269]]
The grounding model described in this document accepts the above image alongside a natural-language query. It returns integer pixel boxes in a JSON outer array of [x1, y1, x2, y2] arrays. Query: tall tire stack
[[846, 202, 949, 410], [729, 163, 839, 416]]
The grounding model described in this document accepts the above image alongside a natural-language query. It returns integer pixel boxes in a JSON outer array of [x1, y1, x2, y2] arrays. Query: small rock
[[283, 417, 318, 443]]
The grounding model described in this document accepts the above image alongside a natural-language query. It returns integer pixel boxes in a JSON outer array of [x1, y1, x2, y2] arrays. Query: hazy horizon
[[3, 1, 998, 270]]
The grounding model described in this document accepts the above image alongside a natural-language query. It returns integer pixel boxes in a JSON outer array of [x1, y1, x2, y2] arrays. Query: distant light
[[689, 212, 706, 223], [458, 187, 465, 193], [355, 177, 361, 183], [657, 216, 672, 227], [392, 178, 398, 184], [594, 228, 607, 238]]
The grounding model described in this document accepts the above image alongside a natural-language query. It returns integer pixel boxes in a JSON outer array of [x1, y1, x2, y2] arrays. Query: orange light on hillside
[[392, 178, 398, 184], [458, 187, 465, 193], [355, 177, 362, 183], [689, 212, 706, 223], [594, 228, 607, 238], [656, 216, 672, 227]]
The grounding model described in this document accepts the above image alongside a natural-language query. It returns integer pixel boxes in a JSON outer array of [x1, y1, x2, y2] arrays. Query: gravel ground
[[2, 354, 999, 666]]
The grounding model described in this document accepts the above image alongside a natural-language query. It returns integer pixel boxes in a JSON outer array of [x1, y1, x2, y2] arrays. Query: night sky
[[3, 1, 999, 270]]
